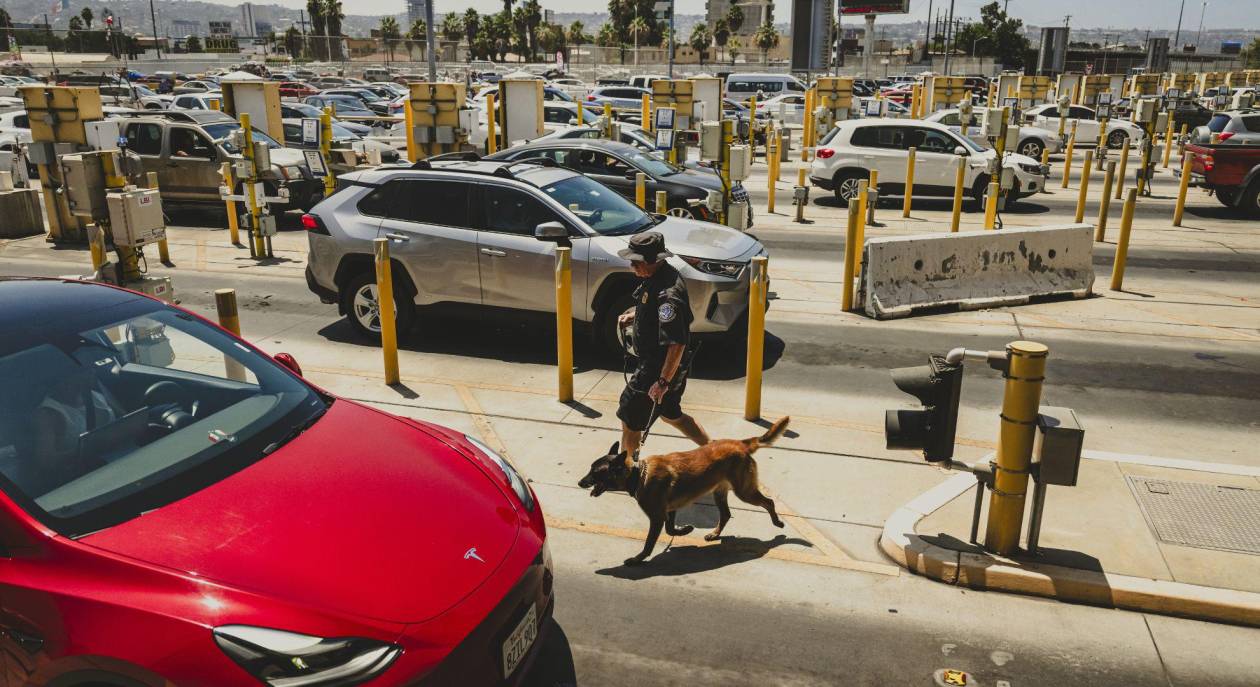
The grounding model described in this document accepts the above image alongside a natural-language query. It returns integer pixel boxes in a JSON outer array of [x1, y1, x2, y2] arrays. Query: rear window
[[1242, 116, 1260, 133], [359, 179, 472, 227], [1207, 114, 1231, 132], [850, 126, 910, 150]]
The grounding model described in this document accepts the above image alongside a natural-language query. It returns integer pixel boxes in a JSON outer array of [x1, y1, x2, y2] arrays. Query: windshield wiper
[[261, 404, 329, 456]]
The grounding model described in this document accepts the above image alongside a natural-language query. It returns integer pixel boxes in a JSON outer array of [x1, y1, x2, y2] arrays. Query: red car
[[0, 278, 553, 685], [279, 81, 319, 99]]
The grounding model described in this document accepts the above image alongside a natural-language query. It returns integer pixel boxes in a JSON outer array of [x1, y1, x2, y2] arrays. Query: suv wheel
[[342, 271, 415, 341], [1106, 130, 1128, 149], [1239, 180, 1260, 219], [1215, 187, 1237, 207], [1017, 138, 1044, 160], [833, 171, 865, 203]]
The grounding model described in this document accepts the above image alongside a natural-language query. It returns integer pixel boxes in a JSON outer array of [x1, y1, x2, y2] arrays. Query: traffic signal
[[885, 354, 964, 463]]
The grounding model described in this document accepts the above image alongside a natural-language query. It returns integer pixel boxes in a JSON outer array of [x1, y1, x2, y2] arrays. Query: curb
[[880, 471, 1260, 628]]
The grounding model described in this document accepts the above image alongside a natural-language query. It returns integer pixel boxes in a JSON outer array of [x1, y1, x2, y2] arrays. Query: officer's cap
[[617, 231, 673, 264]]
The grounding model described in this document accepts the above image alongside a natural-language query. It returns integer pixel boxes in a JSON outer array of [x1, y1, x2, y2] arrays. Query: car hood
[[81, 400, 520, 624], [629, 216, 760, 261], [666, 168, 726, 193]]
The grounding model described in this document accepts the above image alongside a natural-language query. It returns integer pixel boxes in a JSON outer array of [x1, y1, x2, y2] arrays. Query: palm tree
[[753, 21, 778, 65], [322, 0, 345, 61], [567, 21, 590, 46], [408, 18, 426, 59], [464, 8, 480, 61], [80, 7, 94, 30], [628, 15, 648, 56], [306, 0, 325, 59], [380, 16, 400, 62], [689, 24, 711, 66], [713, 18, 729, 63], [521, 0, 542, 61], [729, 36, 741, 64], [726, 5, 744, 34]]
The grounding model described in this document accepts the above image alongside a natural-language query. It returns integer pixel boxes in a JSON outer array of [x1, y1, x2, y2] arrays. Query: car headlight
[[464, 434, 535, 511], [213, 625, 401, 686], [286, 165, 306, 179], [1018, 162, 1042, 174], [680, 256, 745, 279]]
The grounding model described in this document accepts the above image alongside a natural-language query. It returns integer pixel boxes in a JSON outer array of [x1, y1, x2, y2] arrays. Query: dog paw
[[704, 531, 721, 541], [773, 518, 785, 528], [670, 525, 694, 536], [623, 557, 644, 566]]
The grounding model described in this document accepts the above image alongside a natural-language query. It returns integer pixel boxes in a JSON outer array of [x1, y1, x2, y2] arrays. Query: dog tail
[[745, 416, 790, 452]]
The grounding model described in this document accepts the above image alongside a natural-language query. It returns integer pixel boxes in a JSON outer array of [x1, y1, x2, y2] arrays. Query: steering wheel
[[145, 381, 196, 431], [588, 208, 605, 225]]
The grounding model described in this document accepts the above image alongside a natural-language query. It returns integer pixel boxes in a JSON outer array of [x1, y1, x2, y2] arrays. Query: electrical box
[[980, 107, 1005, 139], [232, 159, 252, 180], [728, 145, 752, 182], [1004, 125, 1021, 153], [252, 142, 271, 170], [700, 121, 723, 160], [690, 77, 724, 133], [130, 275, 174, 303], [106, 188, 165, 247], [705, 189, 723, 214], [85, 120, 122, 151], [958, 100, 974, 118], [727, 201, 750, 232], [1154, 112, 1169, 133], [1132, 99, 1159, 124], [1034, 406, 1084, 487], [59, 153, 109, 219], [258, 214, 278, 237], [999, 167, 1016, 192], [1232, 91, 1256, 110], [813, 106, 833, 142]]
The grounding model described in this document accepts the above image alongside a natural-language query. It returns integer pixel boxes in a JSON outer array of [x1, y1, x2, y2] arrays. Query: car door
[[571, 149, 642, 200], [474, 183, 588, 311], [908, 127, 959, 192], [1069, 106, 1099, 144], [122, 121, 170, 194], [163, 125, 222, 201], [372, 179, 482, 305], [851, 125, 911, 185]]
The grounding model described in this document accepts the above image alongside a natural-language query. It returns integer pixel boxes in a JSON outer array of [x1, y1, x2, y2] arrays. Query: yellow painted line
[[454, 383, 514, 460], [195, 238, 208, 272]]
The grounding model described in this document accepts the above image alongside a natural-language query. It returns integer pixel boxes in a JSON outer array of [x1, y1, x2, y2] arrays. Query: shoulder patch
[[658, 302, 676, 323]]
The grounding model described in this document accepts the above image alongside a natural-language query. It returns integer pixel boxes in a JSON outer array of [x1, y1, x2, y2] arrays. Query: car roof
[[0, 278, 147, 331], [506, 138, 643, 156], [358, 159, 581, 189]]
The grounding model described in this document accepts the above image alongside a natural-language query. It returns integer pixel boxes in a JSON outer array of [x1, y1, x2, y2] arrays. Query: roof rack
[[401, 156, 565, 183]]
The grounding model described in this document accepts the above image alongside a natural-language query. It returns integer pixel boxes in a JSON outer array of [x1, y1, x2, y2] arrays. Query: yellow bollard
[[767, 137, 777, 214], [801, 89, 813, 162], [1060, 121, 1077, 189], [983, 178, 1000, 230], [641, 94, 651, 133], [655, 189, 668, 214], [950, 155, 966, 232], [403, 96, 417, 161], [575, 99, 583, 129], [774, 131, 783, 182], [1110, 189, 1138, 291], [214, 288, 247, 381], [856, 179, 868, 233], [1173, 156, 1193, 227], [795, 168, 808, 223], [1074, 149, 1093, 223], [1114, 136, 1130, 200], [145, 171, 172, 264], [1137, 134, 1154, 196], [240, 113, 266, 258], [1096, 160, 1116, 241], [635, 172, 647, 209], [983, 341, 1049, 556], [321, 107, 336, 194], [1162, 115, 1175, 168], [554, 246, 573, 402], [373, 238, 400, 385], [221, 162, 241, 245], [88, 223, 107, 272], [903, 147, 916, 218], [486, 93, 498, 154], [744, 255, 768, 421], [1177, 123, 1189, 159], [866, 169, 878, 229], [841, 198, 860, 311]]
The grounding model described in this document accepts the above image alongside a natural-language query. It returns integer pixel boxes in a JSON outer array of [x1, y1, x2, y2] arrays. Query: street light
[[972, 35, 989, 57]]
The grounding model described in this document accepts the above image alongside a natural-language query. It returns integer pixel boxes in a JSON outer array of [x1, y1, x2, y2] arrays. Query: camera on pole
[[884, 354, 964, 463]]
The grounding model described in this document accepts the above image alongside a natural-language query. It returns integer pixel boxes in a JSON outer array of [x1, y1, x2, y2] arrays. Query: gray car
[[1190, 110, 1260, 146], [303, 159, 765, 350]]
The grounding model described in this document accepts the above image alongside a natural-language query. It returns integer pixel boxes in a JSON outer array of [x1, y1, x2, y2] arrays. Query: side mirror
[[624, 169, 638, 180], [954, 146, 968, 157], [568, 118, 579, 125], [274, 352, 303, 377], [534, 221, 569, 242]]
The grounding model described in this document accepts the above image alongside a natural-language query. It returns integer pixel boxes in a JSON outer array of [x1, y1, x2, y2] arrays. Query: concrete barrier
[[861, 224, 1095, 319], [0, 189, 44, 239]]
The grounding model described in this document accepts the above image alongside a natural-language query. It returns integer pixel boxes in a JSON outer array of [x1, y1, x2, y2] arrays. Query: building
[[239, 3, 257, 37], [704, 0, 773, 36], [171, 19, 200, 37], [407, 0, 429, 28]]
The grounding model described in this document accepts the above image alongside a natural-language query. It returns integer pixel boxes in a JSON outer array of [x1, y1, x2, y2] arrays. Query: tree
[[68, 16, 84, 33], [441, 14, 463, 44], [380, 16, 400, 62], [464, 9, 480, 56], [1241, 38, 1260, 68], [713, 18, 729, 63], [306, 0, 326, 59], [628, 15, 649, 48], [568, 21, 590, 45], [521, 0, 542, 61], [322, 0, 345, 61], [952, 2, 1032, 69], [282, 26, 301, 57], [753, 21, 778, 64], [80, 7, 93, 30], [689, 23, 711, 66], [726, 5, 744, 33], [0, 8, 12, 51], [537, 22, 566, 56], [185, 35, 202, 53], [729, 36, 741, 63]]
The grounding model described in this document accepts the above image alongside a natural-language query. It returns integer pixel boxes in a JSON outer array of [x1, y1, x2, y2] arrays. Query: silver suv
[[303, 159, 766, 350], [1190, 110, 1260, 146]]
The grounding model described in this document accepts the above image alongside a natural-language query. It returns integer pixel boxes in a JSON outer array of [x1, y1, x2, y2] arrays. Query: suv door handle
[[384, 232, 409, 242], [480, 248, 507, 257]]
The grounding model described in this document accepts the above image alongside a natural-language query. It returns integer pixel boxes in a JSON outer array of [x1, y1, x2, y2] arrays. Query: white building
[[704, 0, 773, 36], [407, 0, 429, 28], [239, 3, 257, 38]]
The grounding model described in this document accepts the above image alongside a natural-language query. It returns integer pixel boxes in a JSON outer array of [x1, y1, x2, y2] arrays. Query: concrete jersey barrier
[[860, 224, 1095, 319]]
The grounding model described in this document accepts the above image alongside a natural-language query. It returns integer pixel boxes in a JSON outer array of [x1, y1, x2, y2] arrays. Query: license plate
[[501, 603, 538, 678]]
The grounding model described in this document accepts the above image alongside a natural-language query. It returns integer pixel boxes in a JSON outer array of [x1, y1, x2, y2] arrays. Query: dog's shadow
[[594, 534, 811, 580]]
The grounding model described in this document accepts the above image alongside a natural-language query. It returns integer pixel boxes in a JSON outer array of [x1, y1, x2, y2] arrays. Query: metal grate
[[1126, 476, 1260, 555]]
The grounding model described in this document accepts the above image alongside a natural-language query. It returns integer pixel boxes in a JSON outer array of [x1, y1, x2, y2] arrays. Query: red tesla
[[0, 278, 553, 685]]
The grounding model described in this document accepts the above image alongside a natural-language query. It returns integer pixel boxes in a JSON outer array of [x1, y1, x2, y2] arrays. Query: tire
[[597, 290, 636, 358], [1106, 130, 1128, 150], [970, 174, 991, 210], [832, 171, 865, 203], [1215, 187, 1237, 207], [341, 270, 415, 342], [1017, 138, 1044, 160], [1239, 181, 1260, 219]]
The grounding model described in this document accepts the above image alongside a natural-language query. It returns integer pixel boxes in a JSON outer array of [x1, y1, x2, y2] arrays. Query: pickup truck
[[1181, 142, 1260, 218]]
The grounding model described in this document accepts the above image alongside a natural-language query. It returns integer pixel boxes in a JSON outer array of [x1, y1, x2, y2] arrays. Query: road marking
[[454, 383, 513, 459]]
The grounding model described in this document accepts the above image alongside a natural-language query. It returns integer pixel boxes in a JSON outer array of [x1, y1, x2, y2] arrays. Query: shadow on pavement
[[594, 534, 812, 580], [523, 619, 578, 687]]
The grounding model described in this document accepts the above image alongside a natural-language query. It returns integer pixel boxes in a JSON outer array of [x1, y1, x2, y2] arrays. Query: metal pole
[[1097, 160, 1116, 241], [1174, 0, 1186, 48], [426, 0, 437, 81], [668, 0, 675, 79], [984, 341, 1049, 555], [841, 198, 859, 311], [555, 246, 573, 402], [149, 0, 161, 59], [744, 256, 768, 420], [943, 0, 956, 76]]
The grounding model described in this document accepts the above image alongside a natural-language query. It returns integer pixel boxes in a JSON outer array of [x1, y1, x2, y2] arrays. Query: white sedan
[[924, 108, 1063, 160], [755, 93, 807, 123], [1025, 103, 1147, 148]]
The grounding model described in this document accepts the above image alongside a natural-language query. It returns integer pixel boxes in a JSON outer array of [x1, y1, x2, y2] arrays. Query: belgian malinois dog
[[578, 417, 790, 566]]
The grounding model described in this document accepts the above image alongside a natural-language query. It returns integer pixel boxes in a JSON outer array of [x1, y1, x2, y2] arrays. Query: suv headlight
[[464, 434, 535, 511], [680, 256, 745, 279], [1018, 162, 1042, 174], [213, 625, 400, 686]]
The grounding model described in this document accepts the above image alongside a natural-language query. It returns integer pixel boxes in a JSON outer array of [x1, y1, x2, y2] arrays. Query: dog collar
[[625, 460, 644, 497]]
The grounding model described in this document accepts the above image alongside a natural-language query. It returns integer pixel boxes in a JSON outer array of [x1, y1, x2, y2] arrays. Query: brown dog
[[577, 417, 790, 566]]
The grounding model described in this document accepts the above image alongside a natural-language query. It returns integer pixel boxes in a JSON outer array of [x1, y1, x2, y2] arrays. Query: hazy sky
[[206, 0, 1257, 30]]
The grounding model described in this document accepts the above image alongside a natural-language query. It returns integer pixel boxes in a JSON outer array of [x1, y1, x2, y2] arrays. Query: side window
[[282, 123, 301, 142], [938, 113, 961, 126], [125, 123, 164, 156], [481, 186, 561, 236], [1239, 116, 1260, 133], [850, 126, 909, 150], [14, 114, 29, 129], [1038, 106, 1059, 118], [728, 81, 750, 93], [398, 179, 471, 227], [787, 81, 805, 92], [544, 107, 571, 124], [357, 180, 401, 217], [912, 128, 954, 154], [1069, 106, 1094, 120], [170, 128, 214, 159]]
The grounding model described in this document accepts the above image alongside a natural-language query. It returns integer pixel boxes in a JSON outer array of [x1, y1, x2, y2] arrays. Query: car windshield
[[346, 90, 382, 102], [0, 299, 328, 537], [540, 175, 654, 236], [622, 148, 680, 176], [287, 103, 322, 117], [131, 84, 157, 96], [1207, 114, 1230, 132], [205, 123, 283, 151]]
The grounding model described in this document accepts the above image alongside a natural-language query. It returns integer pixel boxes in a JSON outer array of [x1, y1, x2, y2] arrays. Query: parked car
[[281, 101, 373, 136], [0, 75, 29, 97], [474, 84, 576, 105], [1024, 103, 1147, 148], [280, 117, 401, 166], [278, 81, 319, 99], [1164, 100, 1216, 132], [304, 94, 377, 118], [810, 119, 1047, 205], [1189, 109, 1260, 146], [369, 81, 409, 98], [319, 88, 391, 115], [755, 93, 808, 123], [486, 139, 751, 224], [584, 86, 652, 111], [628, 74, 668, 90], [171, 79, 217, 95], [924, 107, 1063, 160], [1181, 140, 1260, 216], [0, 276, 552, 686], [303, 159, 764, 350], [170, 92, 224, 111]]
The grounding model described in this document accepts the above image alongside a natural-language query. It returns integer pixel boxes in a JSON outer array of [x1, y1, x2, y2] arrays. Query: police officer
[[615, 232, 710, 458]]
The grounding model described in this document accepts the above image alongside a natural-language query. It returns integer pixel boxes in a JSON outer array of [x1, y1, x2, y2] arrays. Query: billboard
[[792, 0, 835, 71], [1037, 26, 1069, 76], [839, 0, 909, 15]]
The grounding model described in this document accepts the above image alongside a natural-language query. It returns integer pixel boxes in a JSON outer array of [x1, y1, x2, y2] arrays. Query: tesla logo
[[463, 547, 485, 563]]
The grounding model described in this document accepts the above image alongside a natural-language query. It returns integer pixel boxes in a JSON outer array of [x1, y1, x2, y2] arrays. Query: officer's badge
[[641, 292, 648, 303], [658, 303, 676, 322]]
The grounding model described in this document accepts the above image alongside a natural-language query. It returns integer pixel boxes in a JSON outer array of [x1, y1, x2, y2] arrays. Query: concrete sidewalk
[[883, 451, 1260, 627]]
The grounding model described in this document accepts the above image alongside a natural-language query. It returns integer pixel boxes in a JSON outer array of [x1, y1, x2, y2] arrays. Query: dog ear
[[609, 441, 620, 456]]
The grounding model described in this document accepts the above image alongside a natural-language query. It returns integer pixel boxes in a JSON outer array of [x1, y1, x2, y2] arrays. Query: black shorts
[[617, 376, 688, 432]]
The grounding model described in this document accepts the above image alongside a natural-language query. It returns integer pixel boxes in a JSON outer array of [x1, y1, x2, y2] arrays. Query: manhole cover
[[1126, 476, 1260, 555]]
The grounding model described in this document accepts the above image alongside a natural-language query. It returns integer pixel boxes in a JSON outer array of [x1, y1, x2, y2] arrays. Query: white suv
[[810, 119, 1046, 205]]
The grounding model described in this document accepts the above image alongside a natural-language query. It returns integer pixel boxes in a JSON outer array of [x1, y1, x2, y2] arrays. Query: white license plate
[[501, 603, 538, 678]]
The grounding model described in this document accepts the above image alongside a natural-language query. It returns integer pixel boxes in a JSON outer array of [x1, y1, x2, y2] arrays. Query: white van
[[725, 73, 807, 97], [628, 74, 668, 90]]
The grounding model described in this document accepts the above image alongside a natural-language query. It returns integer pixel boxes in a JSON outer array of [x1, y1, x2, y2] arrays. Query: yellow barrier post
[[801, 89, 813, 162], [555, 246, 573, 403], [1110, 189, 1137, 291], [575, 99, 583, 129], [220, 162, 241, 245], [841, 198, 860, 311], [950, 155, 966, 232], [983, 341, 1049, 556], [321, 107, 336, 194], [767, 136, 777, 214], [655, 189, 668, 213], [1137, 131, 1154, 196], [903, 147, 916, 218], [145, 171, 172, 265], [635, 172, 647, 208], [240, 113, 266, 258], [403, 97, 417, 162], [773, 130, 783, 182], [744, 255, 768, 421], [856, 179, 868, 233], [1173, 156, 1193, 227], [214, 288, 248, 381], [641, 94, 651, 133], [1074, 149, 1093, 223], [1114, 136, 1130, 200], [373, 238, 400, 385], [1060, 121, 1077, 189], [486, 93, 498, 154], [983, 178, 1000, 229], [1162, 115, 1175, 168], [866, 169, 878, 229], [1096, 160, 1116, 241], [88, 223, 107, 272]]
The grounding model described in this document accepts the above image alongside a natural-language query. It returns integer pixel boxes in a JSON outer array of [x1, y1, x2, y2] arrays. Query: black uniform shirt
[[631, 262, 691, 377]]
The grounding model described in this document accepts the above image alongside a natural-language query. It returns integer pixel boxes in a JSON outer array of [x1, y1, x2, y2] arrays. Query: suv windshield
[[539, 175, 655, 236], [1207, 114, 1231, 132], [205, 123, 283, 151], [0, 298, 328, 537]]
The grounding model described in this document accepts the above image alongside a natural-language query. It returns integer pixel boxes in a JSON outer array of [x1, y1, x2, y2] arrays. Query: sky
[[200, 0, 1258, 30]]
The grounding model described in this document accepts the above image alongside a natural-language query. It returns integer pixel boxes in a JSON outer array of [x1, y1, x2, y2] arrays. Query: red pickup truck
[[1181, 142, 1260, 218]]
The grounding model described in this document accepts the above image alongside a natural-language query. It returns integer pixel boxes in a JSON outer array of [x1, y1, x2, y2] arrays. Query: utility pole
[[667, 0, 675, 78], [425, 0, 436, 80], [1173, 0, 1186, 48], [924, 0, 933, 61], [149, 0, 161, 58], [942, 0, 956, 76], [1195, 1, 1207, 48]]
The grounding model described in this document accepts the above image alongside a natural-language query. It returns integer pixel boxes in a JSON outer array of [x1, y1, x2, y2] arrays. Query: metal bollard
[[1162, 116, 1175, 168], [221, 162, 241, 245], [1114, 137, 1130, 200], [983, 178, 1000, 230], [983, 341, 1049, 556], [1040, 146, 1051, 194], [555, 246, 574, 402], [373, 238, 400, 385], [1075, 149, 1094, 223], [744, 255, 768, 421], [903, 147, 916, 218], [856, 179, 869, 234], [1096, 161, 1116, 241], [635, 173, 647, 209], [1110, 189, 1138, 291], [486, 93, 498, 154], [655, 190, 668, 214], [88, 223, 107, 273], [841, 198, 860, 311], [1173, 156, 1193, 227], [867, 169, 879, 227], [403, 95, 418, 161], [794, 168, 808, 223], [1177, 123, 1189, 159], [767, 148, 777, 214], [1061, 122, 1077, 189], [950, 155, 966, 232], [145, 172, 172, 265], [214, 288, 248, 381]]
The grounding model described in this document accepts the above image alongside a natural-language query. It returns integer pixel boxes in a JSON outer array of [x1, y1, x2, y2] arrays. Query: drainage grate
[[1126, 476, 1260, 555]]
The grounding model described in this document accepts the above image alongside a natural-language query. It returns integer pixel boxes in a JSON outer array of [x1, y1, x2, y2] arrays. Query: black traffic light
[[885, 354, 964, 463]]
